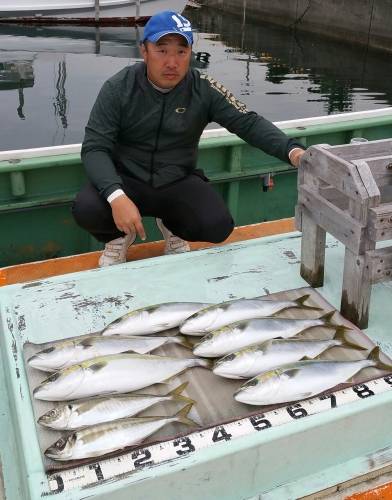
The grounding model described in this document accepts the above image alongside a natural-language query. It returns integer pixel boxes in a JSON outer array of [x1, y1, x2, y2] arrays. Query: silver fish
[[45, 403, 197, 460], [38, 382, 194, 430], [102, 302, 211, 336], [213, 330, 364, 379], [180, 294, 321, 335], [193, 311, 343, 358], [28, 334, 191, 372], [234, 347, 392, 405], [33, 353, 212, 401]]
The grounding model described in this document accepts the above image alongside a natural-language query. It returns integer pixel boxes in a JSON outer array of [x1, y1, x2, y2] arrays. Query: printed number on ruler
[[47, 375, 392, 494]]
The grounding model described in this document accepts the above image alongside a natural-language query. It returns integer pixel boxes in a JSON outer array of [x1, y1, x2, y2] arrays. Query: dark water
[[1, 5, 392, 151]]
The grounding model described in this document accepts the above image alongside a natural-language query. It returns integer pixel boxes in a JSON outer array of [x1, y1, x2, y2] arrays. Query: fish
[[193, 311, 345, 358], [28, 334, 192, 372], [234, 347, 392, 405], [102, 301, 211, 336], [180, 294, 321, 335], [213, 330, 366, 379], [38, 382, 194, 430], [33, 353, 212, 401], [45, 403, 198, 461]]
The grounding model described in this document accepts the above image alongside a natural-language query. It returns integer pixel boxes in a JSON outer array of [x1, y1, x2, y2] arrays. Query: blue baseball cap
[[142, 11, 193, 45]]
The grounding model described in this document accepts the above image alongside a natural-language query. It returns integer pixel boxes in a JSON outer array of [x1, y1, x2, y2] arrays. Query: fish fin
[[295, 294, 323, 311], [172, 336, 194, 350], [319, 310, 337, 324], [168, 382, 196, 405], [168, 381, 189, 396], [368, 346, 392, 371], [284, 368, 302, 378], [175, 403, 199, 428], [332, 327, 367, 351]]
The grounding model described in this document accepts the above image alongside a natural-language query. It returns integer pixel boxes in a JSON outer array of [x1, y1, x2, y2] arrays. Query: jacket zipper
[[150, 96, 166, 186]]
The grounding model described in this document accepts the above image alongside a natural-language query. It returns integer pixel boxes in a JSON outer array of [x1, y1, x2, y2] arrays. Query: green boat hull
[[1, 108, 392, 266]]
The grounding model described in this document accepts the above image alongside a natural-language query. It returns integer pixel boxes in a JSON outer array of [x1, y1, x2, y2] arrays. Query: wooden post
[[135, 0, 140, 19], [340, 246, 373, 329], [299, 208, 326, 287]]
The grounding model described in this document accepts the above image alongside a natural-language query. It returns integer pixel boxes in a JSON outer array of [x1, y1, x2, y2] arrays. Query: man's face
[[141, 34, 192, 89]]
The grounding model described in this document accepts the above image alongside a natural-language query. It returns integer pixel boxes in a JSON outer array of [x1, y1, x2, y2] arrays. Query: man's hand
[[289, 148, 305, 168], [110, 195, 146, 241]]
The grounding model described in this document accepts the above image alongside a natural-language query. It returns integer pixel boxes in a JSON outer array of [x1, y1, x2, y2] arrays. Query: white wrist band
[[107, 189, 125, 204]]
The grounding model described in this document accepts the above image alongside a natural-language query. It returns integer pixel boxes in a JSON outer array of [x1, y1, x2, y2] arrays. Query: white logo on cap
[[171, 14, 192, 32]]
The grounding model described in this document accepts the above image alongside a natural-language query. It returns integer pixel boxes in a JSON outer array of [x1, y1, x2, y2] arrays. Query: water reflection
[[0, 57, 34, 119], [186, 6, 392, 116], [0, 5, 391, 151], [0, 24, 142, 58]]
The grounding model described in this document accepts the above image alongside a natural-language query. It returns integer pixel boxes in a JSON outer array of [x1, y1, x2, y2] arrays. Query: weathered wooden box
[[296, 138, 392, 328]]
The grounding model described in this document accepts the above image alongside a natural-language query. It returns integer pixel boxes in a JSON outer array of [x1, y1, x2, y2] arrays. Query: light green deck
[[0, 232, 392, 500]]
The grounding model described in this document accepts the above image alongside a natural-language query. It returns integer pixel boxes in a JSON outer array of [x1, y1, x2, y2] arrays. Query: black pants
[[72, 173, 234, 244]]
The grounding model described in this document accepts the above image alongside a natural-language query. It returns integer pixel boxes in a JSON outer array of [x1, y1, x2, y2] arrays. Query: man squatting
[[72, 10, 305, 266]]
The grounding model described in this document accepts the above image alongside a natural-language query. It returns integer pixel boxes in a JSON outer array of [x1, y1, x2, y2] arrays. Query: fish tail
[[175, 403, 199, 428], [168, 382, 196, 405], [320, 310, 337, 324], [333, 327, 367, 351], [295, 294, 323, 311], [368, 346, 392, 371], [172, 335, 194, 350]]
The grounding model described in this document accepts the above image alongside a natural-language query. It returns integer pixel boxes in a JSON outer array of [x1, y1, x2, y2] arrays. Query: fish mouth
[[45, 435, 75, 460], [233, 390, 253, 404], [192, 344, 208, 357], [233, 388, 245, 401], [38, 408, 61, 427], [27, 355, 41, 369], [179, 321, 197, 334]]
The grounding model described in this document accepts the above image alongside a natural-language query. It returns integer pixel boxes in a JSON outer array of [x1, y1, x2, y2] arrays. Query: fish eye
[[67, 404, 73, 410], [42, 346, 55, 354], [224, 353, 236, 361], [49, 409, 57, 416], [55, 438, 67, 450], [246, 379, 258, 387], [46, 372, 60, 383]]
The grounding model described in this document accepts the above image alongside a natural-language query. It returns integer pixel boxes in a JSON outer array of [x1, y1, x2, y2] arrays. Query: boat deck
[[0, 226, 392, 499]]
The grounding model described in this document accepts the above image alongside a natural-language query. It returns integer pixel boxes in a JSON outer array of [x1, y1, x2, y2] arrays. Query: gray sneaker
[[98, 233, 136, 267], [156, 218, 190, 255]]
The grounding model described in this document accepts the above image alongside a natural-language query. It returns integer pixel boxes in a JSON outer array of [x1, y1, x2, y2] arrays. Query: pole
[[95, 0, 100, 22]]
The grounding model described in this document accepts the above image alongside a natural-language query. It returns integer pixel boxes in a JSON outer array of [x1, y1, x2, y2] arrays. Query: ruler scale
[[47, 375, 392, 494]]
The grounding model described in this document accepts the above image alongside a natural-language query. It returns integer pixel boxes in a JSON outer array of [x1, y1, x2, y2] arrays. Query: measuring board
[[47, 375, 392, 494]]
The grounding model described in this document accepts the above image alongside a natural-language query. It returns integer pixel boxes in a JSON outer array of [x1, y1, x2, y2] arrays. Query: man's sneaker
[[98, 233, 136, 267], [156, 218, 190, 255]]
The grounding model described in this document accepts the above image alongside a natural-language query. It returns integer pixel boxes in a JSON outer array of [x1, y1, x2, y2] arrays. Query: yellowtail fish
[[28, 334, 191, 372], [45, 403, 198, 460], [234, 347, 392, 405], [33, 353, 212, 401], [213, 330, 365, 379], [38, 382, 194, 430], [180, 294, 321, 336], [193, 311, 345, 358], [102, 302, 211, 336]]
